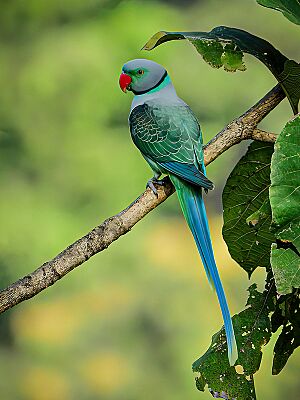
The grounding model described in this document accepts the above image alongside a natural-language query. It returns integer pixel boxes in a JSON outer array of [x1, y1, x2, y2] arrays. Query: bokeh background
[[0, 0, 299, 399]]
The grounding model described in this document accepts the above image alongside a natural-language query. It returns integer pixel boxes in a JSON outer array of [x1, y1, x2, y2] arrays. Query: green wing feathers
[[129, 103, 205, 166]]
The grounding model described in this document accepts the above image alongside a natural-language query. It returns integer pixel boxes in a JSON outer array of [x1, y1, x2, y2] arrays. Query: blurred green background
[[0, 0, 299, 399]]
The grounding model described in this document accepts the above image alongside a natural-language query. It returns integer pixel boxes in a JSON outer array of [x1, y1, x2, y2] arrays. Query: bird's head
[[119, 59, 168, 95]]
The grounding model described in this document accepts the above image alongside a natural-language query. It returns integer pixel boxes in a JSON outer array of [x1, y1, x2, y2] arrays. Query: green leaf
[[193, 284, 273, 399], [270, 115, 300, 294], [278, 60, 300, 114], [246, 198, 271, 227], [271, 243, 300, 295], [221, 43, 246, 72], [271, 290, 300, 374], [143, 26, 300, 113], [189, 39, 224, 69], [222, 141, 275, 276], [257, 0, 300, 25]]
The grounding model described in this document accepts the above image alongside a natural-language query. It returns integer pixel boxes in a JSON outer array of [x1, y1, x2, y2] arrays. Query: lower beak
[[119, 73, 132, 93]]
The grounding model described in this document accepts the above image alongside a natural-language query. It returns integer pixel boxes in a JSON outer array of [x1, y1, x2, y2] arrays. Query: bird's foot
[[146, 177, 165, 197]]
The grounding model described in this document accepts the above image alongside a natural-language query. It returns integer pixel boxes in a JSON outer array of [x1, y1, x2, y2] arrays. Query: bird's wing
[[129, 103, 213, 189]]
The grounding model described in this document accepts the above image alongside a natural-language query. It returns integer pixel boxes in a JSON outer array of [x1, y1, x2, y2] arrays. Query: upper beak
[[119, 73, 132, 93]]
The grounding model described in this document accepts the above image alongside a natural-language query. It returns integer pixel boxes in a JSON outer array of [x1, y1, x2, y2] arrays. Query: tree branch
[[203, 84, 283, 165], [0, 84, 285, 315]]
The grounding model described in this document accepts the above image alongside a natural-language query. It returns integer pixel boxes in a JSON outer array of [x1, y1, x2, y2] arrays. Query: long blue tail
[[170, 174, 238, 366]]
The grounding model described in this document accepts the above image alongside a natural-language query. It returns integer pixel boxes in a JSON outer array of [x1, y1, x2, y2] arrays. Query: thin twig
[[0, 84, 285, 315]]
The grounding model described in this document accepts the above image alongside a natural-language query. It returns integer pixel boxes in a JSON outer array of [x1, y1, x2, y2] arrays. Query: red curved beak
[[119, 73, 132, 93]]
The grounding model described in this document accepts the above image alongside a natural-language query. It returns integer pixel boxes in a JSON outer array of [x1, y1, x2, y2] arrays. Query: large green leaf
[[222, 141, 275, 276], [143, 26, 300, 113], [193, 284, 273, 399], [270, 115, 300, 294], [257, 0, 300, 25]]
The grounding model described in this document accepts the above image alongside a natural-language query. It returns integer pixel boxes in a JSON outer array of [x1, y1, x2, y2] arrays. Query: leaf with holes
[[143, 26, 300, 113], [193, 284, 273, 399], [222, 141, 275, 276], [270, 115, 300, 294], [257, 0, 300, 25], [271, 289, 300, 374]]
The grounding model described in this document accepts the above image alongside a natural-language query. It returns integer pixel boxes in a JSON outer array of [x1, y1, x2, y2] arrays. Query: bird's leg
[[146, 173, 164, 197]]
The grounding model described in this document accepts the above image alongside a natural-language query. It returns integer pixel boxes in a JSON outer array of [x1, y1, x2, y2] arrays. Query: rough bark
[[0, 84, 285, 314]]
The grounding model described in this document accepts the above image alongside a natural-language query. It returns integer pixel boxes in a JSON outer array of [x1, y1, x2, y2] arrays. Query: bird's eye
[[137, 69, 144, 75]]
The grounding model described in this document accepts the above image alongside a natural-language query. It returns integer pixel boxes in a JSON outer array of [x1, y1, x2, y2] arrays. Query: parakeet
[[119, 59, 238, 366]]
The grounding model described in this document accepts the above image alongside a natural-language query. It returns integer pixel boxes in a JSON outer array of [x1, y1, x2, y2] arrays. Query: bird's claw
[[146, 178, 165, 197]]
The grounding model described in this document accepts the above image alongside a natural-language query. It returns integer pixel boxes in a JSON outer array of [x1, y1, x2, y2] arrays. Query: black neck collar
[[131, 71, 168, 95]]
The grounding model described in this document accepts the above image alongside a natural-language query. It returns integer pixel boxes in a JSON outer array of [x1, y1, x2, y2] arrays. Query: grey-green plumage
[[130, 103, 202, 163], [130, 103, 213, 189]]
